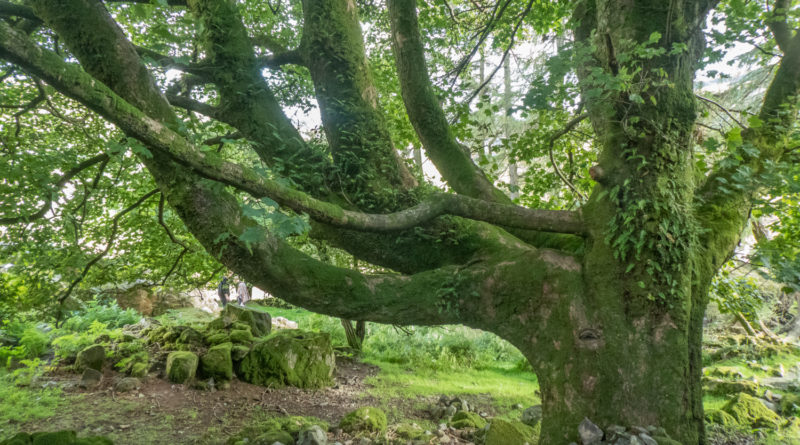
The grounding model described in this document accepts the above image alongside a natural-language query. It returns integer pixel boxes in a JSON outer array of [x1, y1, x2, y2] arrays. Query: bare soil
[[15, 356, 380, 444]]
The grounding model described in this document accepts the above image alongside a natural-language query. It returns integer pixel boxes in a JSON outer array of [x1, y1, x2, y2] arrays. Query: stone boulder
[[339, 407, 387, 434], [521, 405, 542, 427], [79, 368, 103, 389], [483, 418, 536, 445], [112, 285, 192, 316], [115, 377, 141, 393], [200, 342, 233, 382], [722, 393, 781, 429], [166, 351, 198, 384], [450, 411, 486, 429], [211, 305, 271, 337], [76, 345, 105, 372], [297, 425, 327, 445], [239, 330, 335, 389]]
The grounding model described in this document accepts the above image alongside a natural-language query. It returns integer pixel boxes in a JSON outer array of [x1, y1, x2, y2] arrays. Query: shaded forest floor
[[3, 302, 800, 444]]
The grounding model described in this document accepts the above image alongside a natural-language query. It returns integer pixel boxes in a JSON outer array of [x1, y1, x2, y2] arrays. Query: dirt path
[[18, 356, 379, 444]]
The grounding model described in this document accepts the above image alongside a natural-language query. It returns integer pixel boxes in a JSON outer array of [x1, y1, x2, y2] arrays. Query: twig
[[696, 94, 746, 128], [547, 113, 589, 200]]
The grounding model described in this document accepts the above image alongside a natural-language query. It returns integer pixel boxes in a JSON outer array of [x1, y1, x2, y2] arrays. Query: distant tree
[[1, 0, 799, 443]]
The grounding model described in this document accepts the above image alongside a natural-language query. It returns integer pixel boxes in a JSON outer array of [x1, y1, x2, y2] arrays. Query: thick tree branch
[[257, 49, 305, 69], [696, 24, 800, 275], [0, 153, 109, 225], [0, 1, 40, 22], [389, 0, 509, 203], [767, 0, 794, 53], [187, 0, 329, 192], [0, 10, 544, 327], [302, 0, 416, 208], [166, 92, 221, 119]]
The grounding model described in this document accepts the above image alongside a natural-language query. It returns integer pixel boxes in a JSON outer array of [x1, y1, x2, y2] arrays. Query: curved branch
[[547, 112, 589, 201], [696, 94, 745, 128], [0, 153, 109, 225], [389, 0, 508, 203]]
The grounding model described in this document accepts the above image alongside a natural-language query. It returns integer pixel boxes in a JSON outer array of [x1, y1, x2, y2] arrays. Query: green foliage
[[60, 298, 141, 332], [0, 370, 63, 428], [710, 264, 765, 319]]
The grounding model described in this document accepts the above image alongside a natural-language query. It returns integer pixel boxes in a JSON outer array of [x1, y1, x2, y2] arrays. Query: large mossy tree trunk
[[3, 0, 800, 444]]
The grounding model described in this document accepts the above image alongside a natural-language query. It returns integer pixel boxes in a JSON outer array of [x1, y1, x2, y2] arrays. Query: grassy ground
[[3, 300, 800, 444]]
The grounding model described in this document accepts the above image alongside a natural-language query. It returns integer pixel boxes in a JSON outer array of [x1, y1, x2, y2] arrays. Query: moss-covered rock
[[483, 418, 536, 445], [239, 330, 335, 389], [201, 342, 233, 382], [721, 393, 781, 429], [705, 409, 738, 427], [780, 393, 800, 416], [1, 430, 115, 445], [166, 351, 198, 384], [76, 345, 105, 372], [205, 331, 230, 346], [217, 305, 271, 337], [30, 431, 76, 445], [177, 327, 204, 346], [253, 429, 294, 445], [231, 344, 250, 362], [450, 411, 486, 429], [339, 407, 387, 434], [709, 366, 745, 379], [394, 422, 426, 440], [229, 328, 254, 344], [703, 378, 759, 396]]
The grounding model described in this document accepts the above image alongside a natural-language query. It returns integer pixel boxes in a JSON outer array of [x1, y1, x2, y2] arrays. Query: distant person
[[217, 276, 230, 308], [237, 280, 250, 306]]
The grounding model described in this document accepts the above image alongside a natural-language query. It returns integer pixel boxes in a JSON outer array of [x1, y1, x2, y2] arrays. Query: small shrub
[[61, 297, 141, 332], [20, 326, 50, 358]]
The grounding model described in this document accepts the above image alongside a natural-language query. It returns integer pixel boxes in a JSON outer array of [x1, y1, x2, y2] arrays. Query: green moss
[[75, 345, 105, 372], [229, 328, 254, 344], [705, 409, 738, 427], [703, 378, 759, 396], [177, 327, 204, 346], [130, 361, 148, 378], [252, 429, 293, 445], [722, 393, 781, 429], [205, 332, 230, 346], [200, 342, 233, 382], [450, 411, 486, 429], [231, 344, 250, 361], [166, 351, 198, 384], [394, 422, 426, 439], [339, 407, 387, 434], [483, 418, 536, 445], [239, 330, 335, 389], [31, 431, 77, 444], [781, 393, 800, 416]]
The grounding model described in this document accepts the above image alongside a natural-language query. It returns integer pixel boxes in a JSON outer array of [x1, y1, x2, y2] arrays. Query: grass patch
[[364, 361, 539, 412], [0, 371, 68, 437]]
